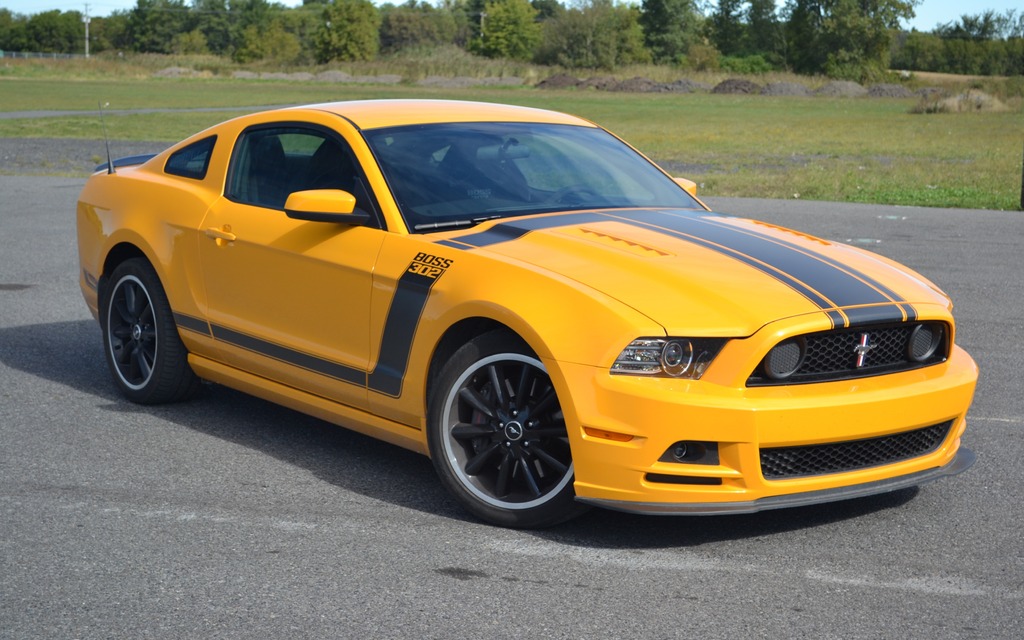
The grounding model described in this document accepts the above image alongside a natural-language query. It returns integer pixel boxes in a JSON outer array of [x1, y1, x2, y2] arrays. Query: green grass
[[1, 70, 1021, 210]]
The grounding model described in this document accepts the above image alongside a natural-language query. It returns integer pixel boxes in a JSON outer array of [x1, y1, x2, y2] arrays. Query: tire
[[427, 330, 587, 528], [100, 258, 199, 404]]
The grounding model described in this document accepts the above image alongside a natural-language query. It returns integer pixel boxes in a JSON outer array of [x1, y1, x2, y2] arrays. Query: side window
[[165, 135, 216, 180], [226, 126, 376, 220]]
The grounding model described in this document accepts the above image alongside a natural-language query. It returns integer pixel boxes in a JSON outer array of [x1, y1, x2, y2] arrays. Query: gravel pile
[[712, 79, 763, 94], [868, 83, 914, 98], [761, 82, 812, 96], [816, 81, 868, 97]]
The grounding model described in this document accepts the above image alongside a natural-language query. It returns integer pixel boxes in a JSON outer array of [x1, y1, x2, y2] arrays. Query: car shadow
[[1, 319, 920, 547]]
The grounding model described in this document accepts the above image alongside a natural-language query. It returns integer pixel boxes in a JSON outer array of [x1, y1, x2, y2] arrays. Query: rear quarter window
[[165, 136, 217, 180]]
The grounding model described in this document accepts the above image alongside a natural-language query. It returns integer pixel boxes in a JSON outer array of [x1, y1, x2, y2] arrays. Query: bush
[[720, 54, 775, 74]]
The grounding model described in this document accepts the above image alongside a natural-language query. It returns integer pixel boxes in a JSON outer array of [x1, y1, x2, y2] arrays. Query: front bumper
[[553, 343, 978, 512], [578, 447, 975, 515]]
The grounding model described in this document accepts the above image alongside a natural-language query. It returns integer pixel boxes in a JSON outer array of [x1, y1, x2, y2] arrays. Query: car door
[[197, 124, 385, 410]]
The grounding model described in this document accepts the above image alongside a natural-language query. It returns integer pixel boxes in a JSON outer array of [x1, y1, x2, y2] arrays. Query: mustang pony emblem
[[854, 333, 876, 367]]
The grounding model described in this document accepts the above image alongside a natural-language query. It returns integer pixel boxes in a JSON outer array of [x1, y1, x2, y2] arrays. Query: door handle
[[205, 226, 236, 242]]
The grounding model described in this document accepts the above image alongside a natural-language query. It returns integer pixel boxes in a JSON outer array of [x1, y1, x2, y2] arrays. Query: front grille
[[748, 322, 949, 386], [760, 420, 953, 480]]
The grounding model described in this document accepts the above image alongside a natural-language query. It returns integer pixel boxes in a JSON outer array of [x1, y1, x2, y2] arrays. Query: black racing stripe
[[174, 312, 212, 337], [624, 210, 898, 312], [842, 305, 913, 327], [211, 324, 366, 386], [367, 267, 443, 397], [442, 212, 609, 249]]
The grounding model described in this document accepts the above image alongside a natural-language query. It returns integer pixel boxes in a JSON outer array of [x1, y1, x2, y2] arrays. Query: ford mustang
[[76, 100, 978, 527]]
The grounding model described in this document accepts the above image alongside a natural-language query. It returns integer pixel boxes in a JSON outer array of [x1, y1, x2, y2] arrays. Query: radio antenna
[[99, 101, 114, 174]]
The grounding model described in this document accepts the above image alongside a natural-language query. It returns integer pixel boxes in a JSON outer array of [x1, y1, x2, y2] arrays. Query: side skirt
[[188, 354, 429, 456]]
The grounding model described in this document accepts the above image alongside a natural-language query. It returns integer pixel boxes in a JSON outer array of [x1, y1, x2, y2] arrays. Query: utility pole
[[83, 3, 91, 58]]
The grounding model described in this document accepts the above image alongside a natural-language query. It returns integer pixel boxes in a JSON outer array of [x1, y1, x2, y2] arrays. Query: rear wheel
[[427, 331, 586, 528], [100, 258, 199, 404]]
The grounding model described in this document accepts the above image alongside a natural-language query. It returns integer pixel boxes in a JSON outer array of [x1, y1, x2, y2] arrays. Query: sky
[[0, 0, 1020, 33]]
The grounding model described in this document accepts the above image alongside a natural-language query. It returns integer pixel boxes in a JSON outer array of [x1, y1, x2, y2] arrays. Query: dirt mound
[[664, 79, 710, 93], [608, 77, 666, 93], [537, 74, 580, 89], [578, 76, 619, 91], [712, 79, 763, 94], [816, 81, 868, 97], [761, 82, 811, 97], [922, 89, 1009, 113], [868, 84, 914, 98]]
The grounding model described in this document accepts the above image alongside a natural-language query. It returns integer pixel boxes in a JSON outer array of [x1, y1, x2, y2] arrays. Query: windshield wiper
[[413, 215, 502, 232]]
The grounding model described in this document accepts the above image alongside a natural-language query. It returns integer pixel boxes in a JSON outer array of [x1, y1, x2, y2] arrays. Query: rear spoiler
[[94, 153, 158, 173]]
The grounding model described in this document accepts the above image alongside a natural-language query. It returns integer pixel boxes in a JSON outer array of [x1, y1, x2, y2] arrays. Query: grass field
[[1, 64, 1021, 210]]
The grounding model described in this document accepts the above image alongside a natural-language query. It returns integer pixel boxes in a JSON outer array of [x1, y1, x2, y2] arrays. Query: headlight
[[611, 338, 726, 379]]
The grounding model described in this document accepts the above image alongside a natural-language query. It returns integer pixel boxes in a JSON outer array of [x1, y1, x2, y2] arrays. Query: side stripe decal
[[367, 263, 444, 397], [174, 312, 213, 337], [175, 257, 446, 398], [212, 324, 366, 386]]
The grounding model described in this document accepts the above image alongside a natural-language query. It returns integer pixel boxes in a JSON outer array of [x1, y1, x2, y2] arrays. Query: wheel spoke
[[516, 452, 542, 497], [124, 282, 139, 316], [451, 422, 495, 440], [487, 364, 506, 408], [459, 386, 496, 418], [527, 420, 568, 438], [515, 365, 531, 408], [531, 446, 568, 476], [136, 347, 154, 381], [530, 387, 558, 417], [495, 450, 514, 498], [113, 297, 134, 326], [464, 441, 502, 476]]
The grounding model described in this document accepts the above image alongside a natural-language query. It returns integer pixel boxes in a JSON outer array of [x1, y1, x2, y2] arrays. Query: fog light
[[763, 338, 805, 380], [908, 324, 943, 363]]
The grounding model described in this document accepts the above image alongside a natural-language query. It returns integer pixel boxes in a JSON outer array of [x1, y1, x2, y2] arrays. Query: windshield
[[363, 122, 702, 232]]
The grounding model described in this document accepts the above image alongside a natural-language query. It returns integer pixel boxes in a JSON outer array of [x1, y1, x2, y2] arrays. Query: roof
[[290, 99, 595, 131]]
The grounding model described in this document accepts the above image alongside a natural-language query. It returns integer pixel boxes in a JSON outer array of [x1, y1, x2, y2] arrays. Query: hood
[[440, 209, 950, 336]]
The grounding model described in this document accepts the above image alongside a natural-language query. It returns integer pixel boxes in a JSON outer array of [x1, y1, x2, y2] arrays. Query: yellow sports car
[[76, 100, 978, 527]]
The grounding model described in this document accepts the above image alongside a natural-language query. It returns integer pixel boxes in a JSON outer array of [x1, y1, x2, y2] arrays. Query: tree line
[[1, 0, 1022, 80]]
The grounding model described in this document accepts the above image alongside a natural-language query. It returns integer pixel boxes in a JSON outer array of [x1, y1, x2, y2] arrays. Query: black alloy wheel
[[101, 258, 198, 404], [428, 330, 586, 528]]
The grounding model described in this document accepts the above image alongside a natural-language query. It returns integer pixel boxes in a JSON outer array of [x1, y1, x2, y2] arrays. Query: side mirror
[[284, 189, 370, 225], [673, 177, 698, 197]]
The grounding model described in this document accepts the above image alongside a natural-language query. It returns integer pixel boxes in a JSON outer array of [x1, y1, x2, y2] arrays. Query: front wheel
[[100, 258, 199, 404], [427, 331, 586, 528]]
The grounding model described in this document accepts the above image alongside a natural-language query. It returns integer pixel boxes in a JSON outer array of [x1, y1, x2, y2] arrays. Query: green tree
[[0, 9, 28, 52], [783, 0, 917, 79], [172, 29, 209, 54], [639, 0, 702, 64], [474, 0, 541, 60], [315, 0, 381, 62], [193, 0, 232, 55], [25, 10, 82, 53], [537, 0, 648, 69], [379, 1, 458, 53], [747, 0, 784, 61], [125, 0, 194, 53], [710, 0, 746, 57]]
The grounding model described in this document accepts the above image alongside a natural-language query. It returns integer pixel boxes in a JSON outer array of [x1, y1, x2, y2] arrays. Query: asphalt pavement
[[1, 175, 1021, 639]]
